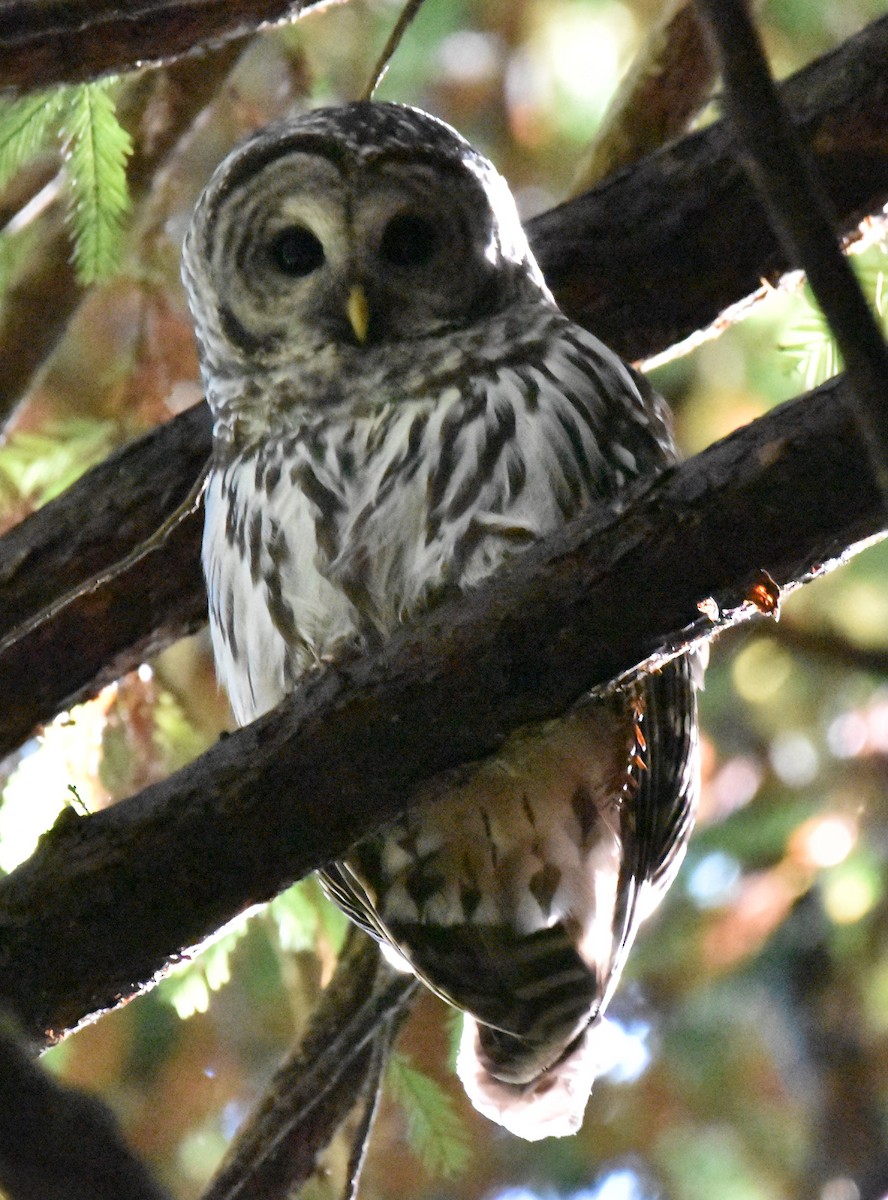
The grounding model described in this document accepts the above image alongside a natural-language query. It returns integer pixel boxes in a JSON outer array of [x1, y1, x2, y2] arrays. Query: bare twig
[[361, 0, 427, 101], [203, 933, 417, 1200], [0, 1014, 169, 1200], [777, 621, 888, 678], [695, 0, 888, 501]]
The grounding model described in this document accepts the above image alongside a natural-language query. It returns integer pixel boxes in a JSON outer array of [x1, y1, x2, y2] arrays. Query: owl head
[[182, 101, 552, 418]]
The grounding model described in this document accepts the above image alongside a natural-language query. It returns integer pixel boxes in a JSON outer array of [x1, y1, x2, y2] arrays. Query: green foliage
[[0, 89, 66, 190], [156, 916, 251, 1020], [153, 688, 214, 774], [0, 416, 116, 510], [779, 249, 888, 389], [269, 881, 322, 953], [0, 81, 133, 286], [269, 876, 351, 954], [60, 81, 133, 284], [386, 1052, 470, 1180]]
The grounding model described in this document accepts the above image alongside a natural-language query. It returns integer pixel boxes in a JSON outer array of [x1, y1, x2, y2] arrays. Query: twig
[[0, 1014, 169, 1200], [695, 0, 888, 502], [361, 0, 427, 101], [202, 933, 416, 1200], [776, 621, 888, 678]]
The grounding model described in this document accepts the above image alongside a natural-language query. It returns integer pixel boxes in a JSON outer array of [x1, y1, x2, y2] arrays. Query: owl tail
[[456, 1013, 603, 1141]]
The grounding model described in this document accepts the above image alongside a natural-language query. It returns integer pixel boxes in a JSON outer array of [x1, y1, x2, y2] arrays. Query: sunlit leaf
[[386, 1052, 470, 1180], [0, 88, 65, 190], [157, 918, 251, 1020], [60, 80, 132, 283], [269, 881, 321, 953], [0, 416, 115, 511]]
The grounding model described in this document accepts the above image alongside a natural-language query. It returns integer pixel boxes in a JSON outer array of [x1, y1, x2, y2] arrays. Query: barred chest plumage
[[202, 318, 656, 725]]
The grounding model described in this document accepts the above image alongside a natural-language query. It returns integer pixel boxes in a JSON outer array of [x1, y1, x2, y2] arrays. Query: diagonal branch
[[695, 0, 888, 498], [2, 13, 888, 758], [202, 932, 417, 1200], [0, 371, 883, 1047], [0, 1014, 170, 1200], [569, 0, 716, 194], [0, 1, 323, 91]]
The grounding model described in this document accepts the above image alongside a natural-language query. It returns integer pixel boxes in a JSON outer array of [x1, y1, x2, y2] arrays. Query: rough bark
[[3, 14, 888, 758], [0, 373, 882, 1045], [533, 13, 888, 360], [0, 0, 321, 90]]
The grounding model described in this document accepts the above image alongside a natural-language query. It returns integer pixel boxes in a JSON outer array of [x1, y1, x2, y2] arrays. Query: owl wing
[[539, 326, 700, 1004], [603, 654, 701, 1013]]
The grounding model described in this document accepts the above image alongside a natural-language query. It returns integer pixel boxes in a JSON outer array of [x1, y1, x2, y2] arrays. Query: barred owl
[[182, 101, 700, 1141]]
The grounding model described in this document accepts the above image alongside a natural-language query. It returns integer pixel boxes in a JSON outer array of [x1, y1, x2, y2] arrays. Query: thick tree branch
[[696, 0, 888, 497], [0, 401, 211, 758], [203, 933, 416, 1200], [0, 1015, 169, 1200], [2, 15, 888, 758], [0, 1, 323, 91], [0, 373, 883, 1046]]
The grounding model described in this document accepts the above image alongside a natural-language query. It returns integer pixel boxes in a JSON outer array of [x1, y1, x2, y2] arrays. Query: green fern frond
[[269, 881, 321, 953], [779, 250, 888, 390], [153, 689, 214, 774], [779, 307, 840, 392], [60, 80, 132, 284], [156, 917, 251, 1020], [0, 89, 65, 191], [386, 1052, 470, 1180]]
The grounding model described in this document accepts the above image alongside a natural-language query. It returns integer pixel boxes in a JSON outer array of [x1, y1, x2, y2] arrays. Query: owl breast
[[202, 325, 631, 724]]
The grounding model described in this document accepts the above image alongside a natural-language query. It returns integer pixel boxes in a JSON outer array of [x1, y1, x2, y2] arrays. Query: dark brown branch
[[0, 401, 211, 758], [695, 0, 888, 497], [3, 15, 888, 759], [532, 12, 888, 360], [0, 1, 323, 91], [203, 933, 416, 1200], [0, 1015, 170, 1200], [0, 372, 883, 1046], [570, 0, 716, 193], [776, 622, 888, 678]]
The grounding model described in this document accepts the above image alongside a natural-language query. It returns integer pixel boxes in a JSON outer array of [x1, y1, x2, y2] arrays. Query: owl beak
[[347, 284, 370, 344]]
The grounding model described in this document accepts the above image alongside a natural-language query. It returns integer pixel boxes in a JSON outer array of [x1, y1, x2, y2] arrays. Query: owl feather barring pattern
[[182, 101, 700, 1141]]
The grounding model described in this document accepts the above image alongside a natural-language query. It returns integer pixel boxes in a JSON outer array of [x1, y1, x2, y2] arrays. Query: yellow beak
[[347, 284, 370, 344]]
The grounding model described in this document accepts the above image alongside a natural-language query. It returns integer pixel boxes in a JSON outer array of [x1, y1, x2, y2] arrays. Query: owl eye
[[269, 226, 325, 276], [380, 213, 437, 268]]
